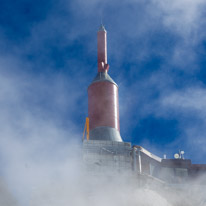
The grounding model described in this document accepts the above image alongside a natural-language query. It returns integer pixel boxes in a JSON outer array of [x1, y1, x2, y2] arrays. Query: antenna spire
[[99, 16, 106, 31], [97, 23, 108, 72]]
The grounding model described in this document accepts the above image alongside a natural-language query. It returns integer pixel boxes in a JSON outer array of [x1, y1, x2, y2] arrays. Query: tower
[[88, 25, 123, 142]]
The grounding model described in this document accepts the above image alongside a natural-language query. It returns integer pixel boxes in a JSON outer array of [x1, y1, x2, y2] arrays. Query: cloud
[[152, 0, 206, 36], [149, 0, 206, 68], [0, 54, 84, 205], [161, 87, 206, 115]]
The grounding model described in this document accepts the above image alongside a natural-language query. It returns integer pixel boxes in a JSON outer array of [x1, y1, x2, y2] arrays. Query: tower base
[[89, 126, 123, 142]]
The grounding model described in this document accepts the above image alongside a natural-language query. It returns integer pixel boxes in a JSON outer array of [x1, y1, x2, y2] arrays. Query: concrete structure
[[83, 140, 206, 185], [132, 146, 206, 184], [83, 140, 131, 175]]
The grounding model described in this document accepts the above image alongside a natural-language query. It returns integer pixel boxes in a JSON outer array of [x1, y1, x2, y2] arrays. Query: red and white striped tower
[[88, 25, 123, 141]]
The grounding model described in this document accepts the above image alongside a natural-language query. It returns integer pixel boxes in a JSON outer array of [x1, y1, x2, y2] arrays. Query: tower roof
[[90, 72, 117, 86]]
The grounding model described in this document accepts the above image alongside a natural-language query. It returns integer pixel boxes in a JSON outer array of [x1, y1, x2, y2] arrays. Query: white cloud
[[161, 87, 206, 115], [153, 0, 206, 36], [0, 55, 83, 205]]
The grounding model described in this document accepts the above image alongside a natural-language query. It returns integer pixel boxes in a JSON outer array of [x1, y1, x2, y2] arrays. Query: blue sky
[[0, 0, 206, 174]]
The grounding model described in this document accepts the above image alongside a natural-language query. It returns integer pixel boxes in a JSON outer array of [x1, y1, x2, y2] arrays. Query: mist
[[0, 58, 205, 206], [0, 64, 205, 206]]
